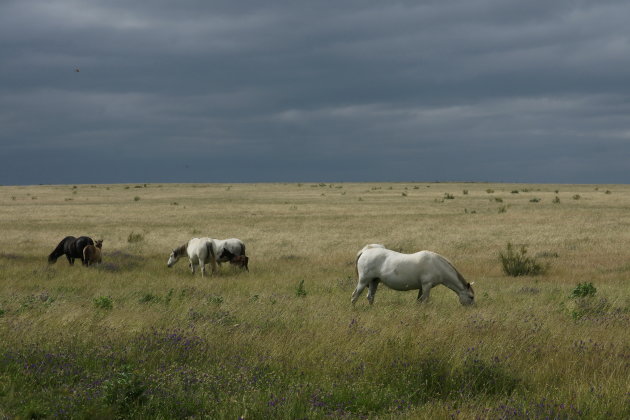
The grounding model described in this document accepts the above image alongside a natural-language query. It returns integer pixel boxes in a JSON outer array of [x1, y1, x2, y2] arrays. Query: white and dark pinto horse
[[210, 238, 247, 268], [352, 244, 475, 306], [167, 237, 217, 277]]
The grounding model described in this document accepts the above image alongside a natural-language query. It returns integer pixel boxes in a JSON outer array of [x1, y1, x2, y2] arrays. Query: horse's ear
[[469, 282, 475, 286]]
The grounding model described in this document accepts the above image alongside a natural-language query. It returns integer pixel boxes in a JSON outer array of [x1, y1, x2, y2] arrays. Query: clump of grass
[[94, 296, 113, 310], [486, 189, 494, 193], [208, 295, 224, 305], [498, 205, 507, 214], [443, 193, 455, 200], [573, 194, 581, 200], [134, 196, 140, 202], [139, 293, 160, 304], [296, 280, 307, 297], [127, 232, 144, 243], [529, 197, 541, 203], [553, 196, 561, 204], [102, 366, 147, 413], [463, 189, 468, 195], [499, 243, 546, 276]]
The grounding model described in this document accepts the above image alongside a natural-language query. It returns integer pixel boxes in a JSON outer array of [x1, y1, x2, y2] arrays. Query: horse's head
[[167, 249, 180, 267], [458, 281, 475, 305], [95, 240, 103, 248]]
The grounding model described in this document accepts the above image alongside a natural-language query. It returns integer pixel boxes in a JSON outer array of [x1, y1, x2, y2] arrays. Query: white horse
[[167, 237, 217, 277], [210, 238, 247, 266], [352, 244, 475, 305]]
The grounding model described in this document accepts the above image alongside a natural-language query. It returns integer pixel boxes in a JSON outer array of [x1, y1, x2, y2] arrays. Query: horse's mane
[[175, 244, 187, 257], [439, 254, 472, 291]]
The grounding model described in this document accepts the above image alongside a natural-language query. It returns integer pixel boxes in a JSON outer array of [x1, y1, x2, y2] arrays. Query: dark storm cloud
[[1, 0, 629, 184]]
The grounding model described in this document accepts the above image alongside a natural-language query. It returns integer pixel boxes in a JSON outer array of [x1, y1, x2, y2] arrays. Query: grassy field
[[0, 182, 629, 419]]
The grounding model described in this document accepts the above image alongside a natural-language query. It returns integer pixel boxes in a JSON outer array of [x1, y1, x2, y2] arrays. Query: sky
[[1, 0, 629, 185]]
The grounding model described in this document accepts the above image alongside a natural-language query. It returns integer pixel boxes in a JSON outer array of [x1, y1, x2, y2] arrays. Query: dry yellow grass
[[0, 182, 629, 418]]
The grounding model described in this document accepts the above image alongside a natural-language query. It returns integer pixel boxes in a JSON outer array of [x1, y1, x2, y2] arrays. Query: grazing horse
[[211, 238, 247, 265], [352, 244, 475, 306], [167, 237, 217, 277], [83, 240, 103, 266], [48, 236, 94, 265]]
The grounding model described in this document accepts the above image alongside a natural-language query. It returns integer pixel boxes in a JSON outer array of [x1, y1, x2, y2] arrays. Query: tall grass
[[1, 182, 629, 418]]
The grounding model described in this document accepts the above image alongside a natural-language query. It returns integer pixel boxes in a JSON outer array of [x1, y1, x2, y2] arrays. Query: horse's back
[[357, 248, 456, 290], [223, 238, 245, 255], [187, 237, 213, 260]]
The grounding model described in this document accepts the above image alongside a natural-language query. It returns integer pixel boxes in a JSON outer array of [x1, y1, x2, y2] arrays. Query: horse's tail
[[48, 238, 66, 264], [206, 240, 217, 272], [83, 246, 90, 265]]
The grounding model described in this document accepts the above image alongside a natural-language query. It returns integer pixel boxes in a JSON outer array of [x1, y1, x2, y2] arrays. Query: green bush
[[499, 243, 546, 277], [94, 296, 113, 310], [570, 282, 597, 299]]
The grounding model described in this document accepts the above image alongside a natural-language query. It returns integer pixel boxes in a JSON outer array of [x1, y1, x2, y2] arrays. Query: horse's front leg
[[200, 261, 206, 277], [367, 279, 380, 305], [66, 255, 74, 265], [189, 260, 195, 275]]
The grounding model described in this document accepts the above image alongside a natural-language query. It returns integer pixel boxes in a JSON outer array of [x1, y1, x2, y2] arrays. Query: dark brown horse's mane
[[174, 244, 187, 257]]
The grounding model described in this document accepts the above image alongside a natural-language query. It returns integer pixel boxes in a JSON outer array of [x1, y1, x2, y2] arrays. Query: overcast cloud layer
[[1, 0, 629, 184]]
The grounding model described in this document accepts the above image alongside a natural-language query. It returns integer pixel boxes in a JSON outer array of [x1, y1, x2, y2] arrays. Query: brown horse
[[83, 240, 103, 266], [229, 255, 249, 271]]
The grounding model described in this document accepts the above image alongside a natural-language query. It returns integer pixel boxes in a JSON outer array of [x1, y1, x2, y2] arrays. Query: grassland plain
[[0, 182, 629, 419]]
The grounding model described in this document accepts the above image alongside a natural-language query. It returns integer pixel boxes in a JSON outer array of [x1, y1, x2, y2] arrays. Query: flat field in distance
[[1, 182, 629, 419]]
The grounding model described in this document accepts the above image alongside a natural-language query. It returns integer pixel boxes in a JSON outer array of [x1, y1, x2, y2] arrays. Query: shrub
[[529, 198, 541, 203], [498, 206, 507, 214], [573, 194, 581, 200], [127, 232, 144, 243], [444, 193, 455, 200], [499, 243, 546, 276], [570, 282, 597, 299], [296, 280, 307, 297], [134, 196, 140, 201], [552, 196, 561, 204], [94, 296, 113, 310], [463, 189, 468, 195]]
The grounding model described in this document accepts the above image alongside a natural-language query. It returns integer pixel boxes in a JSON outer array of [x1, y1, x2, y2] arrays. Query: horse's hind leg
[[351, 276, 370, 304], [367, 279, 380, 305], [417, 283, 432, 303]]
